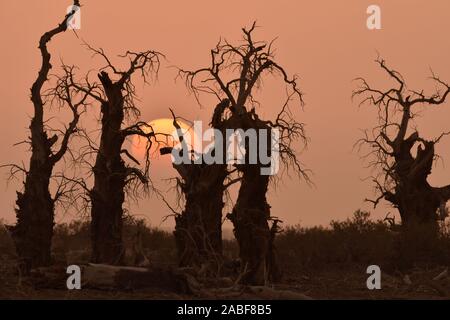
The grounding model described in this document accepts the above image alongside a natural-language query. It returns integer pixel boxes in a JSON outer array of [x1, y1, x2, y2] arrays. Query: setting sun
[[130, 118, 194, 161]]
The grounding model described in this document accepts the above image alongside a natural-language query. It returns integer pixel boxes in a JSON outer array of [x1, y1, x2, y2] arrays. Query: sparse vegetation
[[2, 211, 450, 298], [276, 210, 450, 275]]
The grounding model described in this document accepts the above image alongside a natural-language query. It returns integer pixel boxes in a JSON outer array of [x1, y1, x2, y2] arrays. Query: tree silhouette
[[354, 58, 450, 229], [177, 22, 309, 284], [1, 2, 85, 271], [160, 106, 230, 272], [66, 45, 164, 264]]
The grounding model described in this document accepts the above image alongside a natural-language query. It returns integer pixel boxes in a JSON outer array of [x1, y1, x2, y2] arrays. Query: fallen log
[[29, 264, 192, 293], [30, 264, 313, 299], [82, 264, 192, 293]]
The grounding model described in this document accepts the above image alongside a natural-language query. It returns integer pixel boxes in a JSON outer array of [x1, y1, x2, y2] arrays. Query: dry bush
[[275, 210, 450, 275], [51, 217, 177, 266], [0, 220, 15, 257], [393, 222, 450, 270]]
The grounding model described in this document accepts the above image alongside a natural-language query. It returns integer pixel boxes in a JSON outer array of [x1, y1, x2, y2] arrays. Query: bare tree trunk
[[88, 49, 160, 263], [8, 6, 78, 271], [396, 185, 440, 228], [225, 113, 280, 285], [173, 163, 227, 268], [354, 58, 450, 233], [90, 73, 127, 264], [165, 105, 229, 269], [392, 140, 442, 230], [13, 153, 54, 270], [228, 166, 272, 285]]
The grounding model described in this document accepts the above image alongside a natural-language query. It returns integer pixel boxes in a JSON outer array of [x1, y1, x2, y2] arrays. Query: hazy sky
[[0, 1, 449, 230]]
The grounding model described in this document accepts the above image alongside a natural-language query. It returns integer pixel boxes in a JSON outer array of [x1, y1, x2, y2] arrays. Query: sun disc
[[130, 118, 193, 161]]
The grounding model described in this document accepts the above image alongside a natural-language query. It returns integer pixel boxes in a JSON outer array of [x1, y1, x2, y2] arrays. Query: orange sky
[[0, 1, 449, 230]]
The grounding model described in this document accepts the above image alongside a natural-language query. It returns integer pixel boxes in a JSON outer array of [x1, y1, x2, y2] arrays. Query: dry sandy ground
[[1, 256, 449, 300]]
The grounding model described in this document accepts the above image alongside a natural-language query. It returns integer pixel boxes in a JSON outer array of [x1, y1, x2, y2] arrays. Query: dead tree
[[2, 2, 85, 271], [160, 107, 231, 272], [69, 46, 164, 264], [178, 22, 309, 284], [354, 58, 450, 229]]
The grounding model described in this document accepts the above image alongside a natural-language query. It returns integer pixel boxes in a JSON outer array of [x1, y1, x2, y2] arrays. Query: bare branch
[[354, 57, 450, 219]]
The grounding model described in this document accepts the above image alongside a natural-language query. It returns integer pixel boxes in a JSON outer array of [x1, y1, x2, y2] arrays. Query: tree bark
[[391, 139, 443, 229], [225, 112, 280, 285], [86, 50, 159, 264], [166, 103, 229, 270], [90, 72, 127, 264], [395, 184, 441, 227], [228, 166, 272, 285], [173, 163, 227, 269], [12, 154, 54, 271], [9, 7, 77, 271]]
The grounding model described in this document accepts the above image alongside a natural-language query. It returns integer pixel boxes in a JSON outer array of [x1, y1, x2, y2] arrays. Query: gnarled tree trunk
[[176, 23, 307, 282], [13, 150, 54, 270], [164, 103, 229, 270], [391, 140, 442, 230], [90, 72, 127, 264], [8, 6, 78, 271], [173, 163, 227, 268], [226, 113, 280, 285], [354, 58, 450, 232], [87, 50, 160, 264], [228, 166, 273, 285]]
